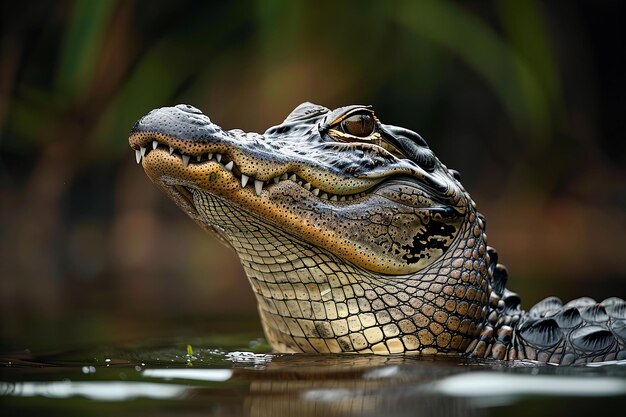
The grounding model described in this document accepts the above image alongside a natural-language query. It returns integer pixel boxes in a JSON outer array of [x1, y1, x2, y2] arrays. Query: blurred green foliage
[[3, 0, 564, 156], [56, 0, 115, 100]]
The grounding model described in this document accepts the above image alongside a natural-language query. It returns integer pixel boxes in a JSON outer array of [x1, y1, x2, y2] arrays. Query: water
[[2, 327, 625, 417]]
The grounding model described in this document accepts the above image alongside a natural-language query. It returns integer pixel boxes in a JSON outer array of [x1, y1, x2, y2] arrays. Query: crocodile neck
[[195, 189, 494, 354]]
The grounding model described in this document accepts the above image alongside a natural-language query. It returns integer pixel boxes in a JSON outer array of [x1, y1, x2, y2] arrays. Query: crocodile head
[[129, 103, 491, 354]]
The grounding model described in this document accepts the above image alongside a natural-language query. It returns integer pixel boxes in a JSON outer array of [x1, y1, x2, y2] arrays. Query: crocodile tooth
[[255, 180, 263, 196], [169, 146, 174, 155], [281, 173, 288, 180], [303, 183, 311, 190], [135, 149, 142, 164], [339, 196, 346, 202], [208, 153, 213, 160], [312, 188, 320, 196], [289, 174, 297, 181], [197, 155, 202, 162], [330, 195, 338, 201], [140, 146, 147, 156], [273, 177, 280, 184], [152, 140, 158, 150], [241, 174, 249, 187], [182, 154, 190, 167], [224, 161, 234, 171], [320, 193, 329, 199], [216, 153, 222, 162]]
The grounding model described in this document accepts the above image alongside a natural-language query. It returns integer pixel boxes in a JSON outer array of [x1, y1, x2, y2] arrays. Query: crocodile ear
[[283, 102, 329, 123]]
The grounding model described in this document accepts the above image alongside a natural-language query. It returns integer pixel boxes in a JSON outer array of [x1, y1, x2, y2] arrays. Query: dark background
[[1, 0, 624, 350]]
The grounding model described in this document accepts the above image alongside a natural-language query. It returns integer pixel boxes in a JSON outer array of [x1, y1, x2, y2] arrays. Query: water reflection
[[1, 344, 626, 417], [143, 368, 233, 381], [1, 380, 187, 401], [431, 371, 626, 397]]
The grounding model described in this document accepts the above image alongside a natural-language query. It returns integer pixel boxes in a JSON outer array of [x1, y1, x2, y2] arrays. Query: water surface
[[2, 323, 625, 417]]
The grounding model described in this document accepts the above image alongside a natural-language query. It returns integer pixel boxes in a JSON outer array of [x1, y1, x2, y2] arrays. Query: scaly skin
[[129, 103, 626, 364]]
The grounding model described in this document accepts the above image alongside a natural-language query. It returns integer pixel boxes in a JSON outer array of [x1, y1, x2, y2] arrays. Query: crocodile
[[128, 102, 626, 364]]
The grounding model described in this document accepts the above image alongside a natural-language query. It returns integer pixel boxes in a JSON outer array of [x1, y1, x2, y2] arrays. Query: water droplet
[[81, 366, 96, 374]]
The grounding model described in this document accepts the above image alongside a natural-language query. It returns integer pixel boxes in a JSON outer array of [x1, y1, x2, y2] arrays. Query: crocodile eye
[[341, 114, 375, 137]]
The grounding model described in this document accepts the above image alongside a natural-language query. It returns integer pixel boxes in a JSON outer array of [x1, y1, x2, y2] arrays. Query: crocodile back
[[513, 297, 626, 364]]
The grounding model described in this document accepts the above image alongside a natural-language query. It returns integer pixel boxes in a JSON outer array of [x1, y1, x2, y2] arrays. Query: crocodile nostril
[[175, 104, 203, 115]]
